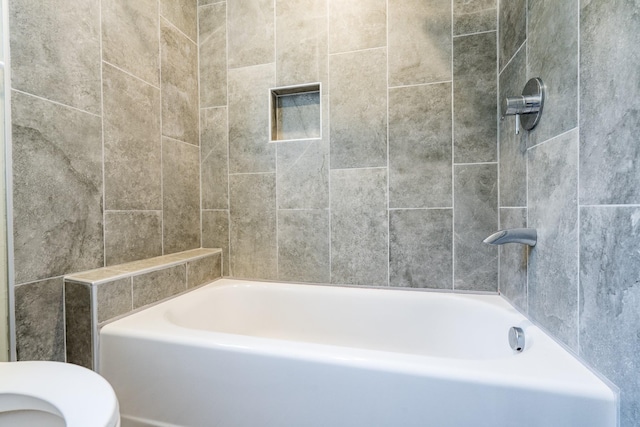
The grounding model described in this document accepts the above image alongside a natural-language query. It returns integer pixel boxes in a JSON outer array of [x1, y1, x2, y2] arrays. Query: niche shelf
[[269, 83, 321, 142]]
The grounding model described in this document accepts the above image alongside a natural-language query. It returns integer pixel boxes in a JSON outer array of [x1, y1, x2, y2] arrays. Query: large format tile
[[389, 0, 451, 86], [202, 210, 230, 276], [389, 209, 453, 289], [454, 164, 498, 291], [187, 254, 222, 288], [579, 0, 640, 205], [199, 2, 227, 107], [330, 49, 387, 169], [132, 264, 186, 308], [161, 20, 198, 145], [64, 282, 92, 368], [12, 91, 104, 284], [454, 0, 496, 35], [389, 83, 452, 208], [499, 207, 528, 311], [277, 139, 329, 210], [527, 0, 578, 146], [10, 0, 101, 114], [103, 63, 162, 211], [229, 174, 277, 279], [580, 206, 640, 427], [96, 277, 133, 323], [160, 0, 197, 41], [331, 168, 388, 286], [453, 32, 497, 163], [102, 0, 159, 86], [201, 107, 228, 210], [228, 0, 274, 68], [104, 211, 163, 266], [329, 0, 385, 54], [498, 0, 525, 71], [527, 129, 578, 350]]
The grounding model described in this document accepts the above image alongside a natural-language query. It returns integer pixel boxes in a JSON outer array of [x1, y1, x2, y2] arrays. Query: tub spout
[[483, 228, 537, 247]]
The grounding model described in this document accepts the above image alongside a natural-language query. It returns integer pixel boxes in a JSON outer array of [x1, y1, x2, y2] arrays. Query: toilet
[[0, 361, 120, 426]]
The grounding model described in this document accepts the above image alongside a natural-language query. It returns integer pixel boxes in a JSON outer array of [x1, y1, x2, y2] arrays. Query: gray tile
[[163, 138, 201, 254], [202, 210, 230, 276], [330, 49, 387, 169], [579, 0, 640, 205], [527, 0, 578, 146], [498, 0, 525, 71], [454, 0, 496, 35], [499, 208, 528, 311], [454, 164, 498, 291], [201, 108, 229, 210], [277, 139, 329, 210], [580, 206, 640, 427], [12, 91, 104, 284], [187, 253, 222, 288], [228, 64, 276, 173], [499, 45, 527, 207], [160, 0, 197, 42], [132, 264, 187, 308], [274, 92, 321, 141], [278, 210, 330, 283], [96, 277, 133, 323], [64, 281, 92, 369], [10, 0, 101, 114], [161, 20, 199, 145], [389, 0, 451, 86], [330, 168, 388, 286], [276, 0, 327, 89], [102, 0, 159, 86], [229, 174, 277, 279], [199, 2, 227, 107], [389, 209, 453, 289], [105, 211, 163, 266], [15, 278, 65, 361], [527, 129, 578, 350], [329, 0, 385, 54], [227, 0, 274, 68], [453, 32, 497, 163], [103, 63, 162, 211], [199, 0, 222, 5], [389, 83, 452, 209]]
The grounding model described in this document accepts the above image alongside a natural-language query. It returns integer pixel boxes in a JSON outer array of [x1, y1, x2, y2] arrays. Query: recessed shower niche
[[269, 83, 321, 142]]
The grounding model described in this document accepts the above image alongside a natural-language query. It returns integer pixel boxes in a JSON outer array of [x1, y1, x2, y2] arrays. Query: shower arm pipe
[[483, 228, 537, 247]]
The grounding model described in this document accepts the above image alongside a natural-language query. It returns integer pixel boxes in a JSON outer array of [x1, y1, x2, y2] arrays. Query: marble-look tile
[[161, 20, 198, 145], [454, 0, 496, 35], [527, 129, 578, 350], [228, 64, 276, 173], [454, 164, 498, 291], [453, 32, 497, 163], [331, 168, 388, 286], [12, 91, 103, 284], [227, 0, 274, 68], [527, 0, 578, 146], [498, 208, 528, 311], [96, 277, 133, 323], [389, 209, 453, 289], [187, 253, 222, 288], [162, 138, 201, 254], [199, 2, 227, 107], [160, 0, 197, 42], [64, 281, 92, 368], [278, 210, 330, 283], [579, 0, 640, 205], [104, 211, 163, 266], [499, 45, 527, 207], [15, 278, 65, 361], [329, 0, 385, 54], [389, 83, 452, 209], [580, 206, 640, 427], [201, 108, 228, 210], [10, 0, 101, 114], [103, 63, 162, 211], [498, 0, 525, 71], [229, 174, 277, 279], [389, 0, 451, 86], [202, 210, 230, 276], [276, 0, 327, 89], [132, 264, 187, 308], [330, 49, 387, 169], [102, 0, 159, 86]]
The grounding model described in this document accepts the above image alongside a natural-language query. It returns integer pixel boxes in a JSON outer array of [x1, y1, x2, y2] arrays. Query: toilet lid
[[0, 361, 119, 427]]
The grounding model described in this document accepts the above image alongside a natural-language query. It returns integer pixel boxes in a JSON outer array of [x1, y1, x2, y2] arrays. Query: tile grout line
[[496, 1, 501, 295], [225, 0, 232, 277], [327, 0, 333, 285], [11, 89, 101, 119], [386, 0, 390, 287], [102, 59, 161, 91], [197, 2, 203, 253], [451, 0, 456, 292], [274, 0, 279, 281], [158, 0, 165, 256], [575, 0, 581, 354]]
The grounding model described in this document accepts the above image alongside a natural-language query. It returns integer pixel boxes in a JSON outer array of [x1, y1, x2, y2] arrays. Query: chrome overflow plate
[[509, 326, 525, 353]]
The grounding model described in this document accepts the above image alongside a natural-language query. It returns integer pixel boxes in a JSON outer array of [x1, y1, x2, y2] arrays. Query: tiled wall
[[10, 0, 200, 361], [198, 0, 499, 289], [498, 1, 640, 425]]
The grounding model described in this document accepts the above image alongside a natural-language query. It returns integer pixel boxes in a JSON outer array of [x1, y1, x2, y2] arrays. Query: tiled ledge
[[64, 248, 222, 370]]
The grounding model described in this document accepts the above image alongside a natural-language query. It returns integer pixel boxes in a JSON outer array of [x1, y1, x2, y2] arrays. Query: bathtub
[[99, 278, 616, 427]]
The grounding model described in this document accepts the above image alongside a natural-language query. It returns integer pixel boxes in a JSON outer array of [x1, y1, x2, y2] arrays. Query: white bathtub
[[99, 278, 616, 427]]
